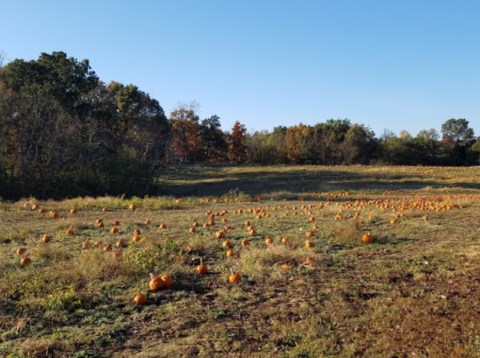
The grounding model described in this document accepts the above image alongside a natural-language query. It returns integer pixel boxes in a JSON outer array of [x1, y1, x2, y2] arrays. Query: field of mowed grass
[[1, 165, 479, 357]]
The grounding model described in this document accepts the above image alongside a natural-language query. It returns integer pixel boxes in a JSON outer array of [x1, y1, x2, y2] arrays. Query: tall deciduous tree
[[199, 115, 227, 162], [169, 105, 201, 162], [441, 118, 475, 145], [228, 121, 247, 163], [0, 52, 169, 199], [441, 119, 475, 164]]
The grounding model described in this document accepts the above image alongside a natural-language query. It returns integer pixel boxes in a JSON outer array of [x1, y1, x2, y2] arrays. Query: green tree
[[0, 52, 169, 199], [0, 52, 99, 198], [342, 124, 376, 164], [441, 119, 475, 164], [467, 139, 480, 165], [441, 118, 474, 145], [199, 115, 228, 162]]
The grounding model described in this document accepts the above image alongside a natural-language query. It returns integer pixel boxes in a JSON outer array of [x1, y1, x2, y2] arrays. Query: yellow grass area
[[0, 165, 479, 357]]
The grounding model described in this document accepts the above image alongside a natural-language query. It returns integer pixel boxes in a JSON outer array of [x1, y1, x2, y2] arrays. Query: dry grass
[[1, 165, 480, 357]]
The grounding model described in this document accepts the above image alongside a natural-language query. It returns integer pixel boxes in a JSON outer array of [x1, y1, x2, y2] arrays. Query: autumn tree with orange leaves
[[228, 121, 247, 163]]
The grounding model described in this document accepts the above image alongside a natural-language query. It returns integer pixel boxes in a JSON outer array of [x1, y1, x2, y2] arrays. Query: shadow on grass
[[156, 165, 480, 197]]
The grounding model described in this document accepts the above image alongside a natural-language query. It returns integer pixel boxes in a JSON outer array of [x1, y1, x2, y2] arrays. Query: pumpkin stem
[[149, 273, 155, 279]]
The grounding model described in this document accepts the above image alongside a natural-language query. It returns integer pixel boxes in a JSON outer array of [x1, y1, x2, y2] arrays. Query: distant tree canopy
[[0, 51, 478, 200]]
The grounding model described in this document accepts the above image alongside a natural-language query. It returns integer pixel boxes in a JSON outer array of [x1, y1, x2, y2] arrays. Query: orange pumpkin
[[305, 240, 314, 248], [361, 233, 373, 244], [228, 272, 241, 284], [20, 256, 31, 266], [240, 239, 250, 247], [149, 274, 166, 291], [16, 247, 27, 255], [133, 292, 147, 305], [196, 264, 208, 275], [226, 249, 235, 257], [160, 274, 173, 287], [115, 239, 126, 248]]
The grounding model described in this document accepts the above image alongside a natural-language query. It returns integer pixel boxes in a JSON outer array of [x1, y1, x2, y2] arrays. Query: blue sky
[[1, 0, 479, 137]]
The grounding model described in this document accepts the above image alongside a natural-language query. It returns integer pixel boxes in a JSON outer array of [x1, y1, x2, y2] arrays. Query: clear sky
[[1, 0, 479, 137]]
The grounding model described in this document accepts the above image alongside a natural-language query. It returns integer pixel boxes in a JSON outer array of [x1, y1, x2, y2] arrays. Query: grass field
[[1, 165, 479, 357]]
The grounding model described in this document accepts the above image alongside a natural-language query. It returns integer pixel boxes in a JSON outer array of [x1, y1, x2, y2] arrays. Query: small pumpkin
[[42, 234, 51, 243], [305, 240, 314, 248], [361, 233, 373, 244], [115, 239, 126, 248], [159, 223, 167, 229], [228, 272, 241, 284], [16, 247, 27, 255], [264, 236, 274, 245], [226, 249, 235, 257], [149, 273, 166, 291], [20, 256, 31, 266], [196, 262, 208, 275], [306, 231, 314, 238], [133, 292, 147, 305], [222, 240, 233, 248], [240, 239, 250, 247], [160, 274, 173, 287]]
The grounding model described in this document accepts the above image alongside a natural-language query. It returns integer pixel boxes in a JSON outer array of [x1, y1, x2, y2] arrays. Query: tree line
[[0, 52, 479, 200]]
